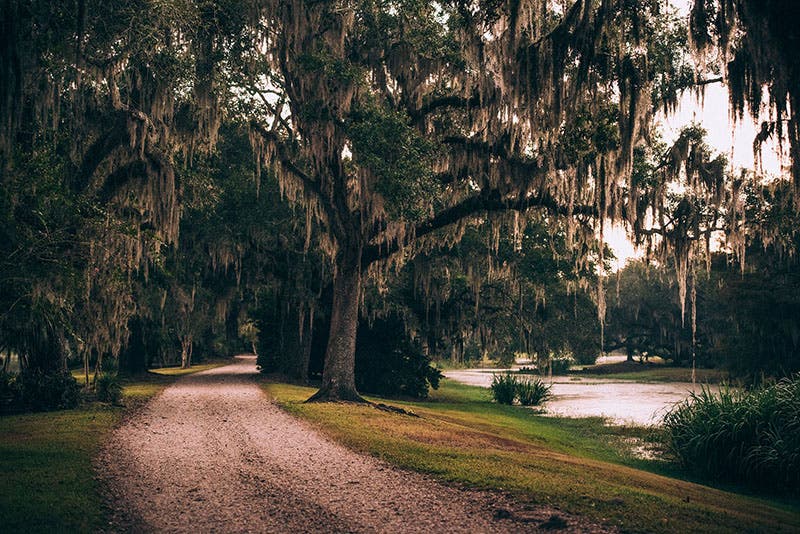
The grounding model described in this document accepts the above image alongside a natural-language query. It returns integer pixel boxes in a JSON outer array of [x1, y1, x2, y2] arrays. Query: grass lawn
[[572, 362, 729, 383], [0, 360, 228, 533], [262, 379, 800, 533]]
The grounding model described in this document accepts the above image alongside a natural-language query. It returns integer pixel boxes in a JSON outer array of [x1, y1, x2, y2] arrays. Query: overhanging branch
[[249, 122, 338, 231], [362, 189, 597, 266]]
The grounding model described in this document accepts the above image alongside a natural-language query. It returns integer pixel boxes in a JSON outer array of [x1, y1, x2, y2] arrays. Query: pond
[[444, 368, 720, 426]]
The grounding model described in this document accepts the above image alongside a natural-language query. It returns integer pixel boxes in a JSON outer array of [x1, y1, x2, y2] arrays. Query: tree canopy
[[2, 0, 799, 401]]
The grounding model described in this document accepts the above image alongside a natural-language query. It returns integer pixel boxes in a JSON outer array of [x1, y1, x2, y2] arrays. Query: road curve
[[97, 356, 612, 533]]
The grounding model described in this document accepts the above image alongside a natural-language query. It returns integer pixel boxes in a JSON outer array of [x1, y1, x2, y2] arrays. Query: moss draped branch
[[248, 121, 340, 237], [362, 188, 597, 267]]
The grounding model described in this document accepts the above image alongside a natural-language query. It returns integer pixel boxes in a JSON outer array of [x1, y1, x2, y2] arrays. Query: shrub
[[663, 375, 800, 492], [355, 316, 442, 398], [13, 369, 80, 412], [495, 351, 516, 367], [550, 356, 574, 375], [516, 377, 552, 406], [95, 373, 123, 404], [491, 373, 519, 404], [0, 373, 21, 413]]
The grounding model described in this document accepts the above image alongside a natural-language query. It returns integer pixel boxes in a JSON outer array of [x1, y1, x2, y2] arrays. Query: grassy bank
[[573, 362, 729, 383], [0, 361, 227, 533], [262, 379, 799, 533]]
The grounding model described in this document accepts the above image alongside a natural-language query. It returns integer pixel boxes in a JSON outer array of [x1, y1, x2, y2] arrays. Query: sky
[[605, 80, 788, 271], [603, 1, 789, 270]]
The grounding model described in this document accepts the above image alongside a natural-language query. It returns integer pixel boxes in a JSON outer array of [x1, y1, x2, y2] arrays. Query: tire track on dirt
[[97, 355, 614, 533]]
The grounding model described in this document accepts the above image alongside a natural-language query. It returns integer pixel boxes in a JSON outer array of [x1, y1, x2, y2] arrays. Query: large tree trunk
[[626, 342, 635, 362], [307, 245, 364, 402]]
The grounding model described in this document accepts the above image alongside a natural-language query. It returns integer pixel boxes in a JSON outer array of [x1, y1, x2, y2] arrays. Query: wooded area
[[1, 0, 799, 406]]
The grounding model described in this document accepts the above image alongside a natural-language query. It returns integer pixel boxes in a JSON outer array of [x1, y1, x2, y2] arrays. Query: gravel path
[[97, 356, 615, 533]]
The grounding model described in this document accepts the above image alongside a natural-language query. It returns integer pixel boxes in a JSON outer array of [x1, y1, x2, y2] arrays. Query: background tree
[[688, 0, 800, 185]]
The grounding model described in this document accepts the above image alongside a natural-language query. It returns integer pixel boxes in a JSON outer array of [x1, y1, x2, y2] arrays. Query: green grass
[[262, 378, 800, 533], [0, 407, 117, 532], [576, 363, 729, 383], [0, 361, 228, 533]]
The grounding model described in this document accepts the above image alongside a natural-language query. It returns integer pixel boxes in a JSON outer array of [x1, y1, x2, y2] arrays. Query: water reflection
[[444, 368, 721, 426]]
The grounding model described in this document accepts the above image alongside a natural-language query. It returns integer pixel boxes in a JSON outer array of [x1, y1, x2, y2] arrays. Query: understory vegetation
[[0, 370, 81, 414], [0, 363, 224, 532], [490, 373, 552, 406], [263, 379, 800, 533], [664, 375, 800, 493]]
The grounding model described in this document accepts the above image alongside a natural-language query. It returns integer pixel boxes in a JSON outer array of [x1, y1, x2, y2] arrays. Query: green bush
[[516, 377, 552, 406], [550, 356, 573, 375], [490, 373, 519, 404], [495, 351, 516, 367], [7, 370, 81, 412], [355, 316, 442, 398], [0, 373, 20, 413], [95, 373, 123, 404], [663, 375, 800, 492]]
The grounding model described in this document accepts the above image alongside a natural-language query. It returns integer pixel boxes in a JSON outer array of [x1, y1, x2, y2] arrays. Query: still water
[[444, 368, 718, 426]]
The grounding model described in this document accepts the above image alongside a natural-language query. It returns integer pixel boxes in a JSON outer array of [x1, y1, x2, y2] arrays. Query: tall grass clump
[[663, 375, 800, 492], [491, 373, 518, 404], [491, 373, 552, 406], [95, 373, 123, 405], [516, 377, 552, 406]]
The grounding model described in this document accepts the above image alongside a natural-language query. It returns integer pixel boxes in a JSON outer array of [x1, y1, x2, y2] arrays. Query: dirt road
[[97, 356, 612, 533]]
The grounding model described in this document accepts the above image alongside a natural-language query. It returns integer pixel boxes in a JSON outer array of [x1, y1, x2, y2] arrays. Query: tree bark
[[626, 343, 634, 362], [180, 336, 193, 369], [307, 244, 365, 402]]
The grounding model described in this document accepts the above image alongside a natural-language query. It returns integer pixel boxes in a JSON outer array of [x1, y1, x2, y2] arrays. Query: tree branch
[[362, 189, 597, 266], [249, 122, 339, 234], [409, 93, 484, 120]]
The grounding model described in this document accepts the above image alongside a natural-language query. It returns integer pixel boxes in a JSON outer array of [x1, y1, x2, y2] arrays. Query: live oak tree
[[367, 216, 601, 367], [238, 0, 759, 401], [688, 0, 800, 185], [0, 0, 238, 372], [4, 1, 799, 401]]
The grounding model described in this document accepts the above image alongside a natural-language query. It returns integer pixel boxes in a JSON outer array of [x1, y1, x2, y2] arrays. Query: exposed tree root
[[305, 385, 368, 404], [305, 388, 419, 417]]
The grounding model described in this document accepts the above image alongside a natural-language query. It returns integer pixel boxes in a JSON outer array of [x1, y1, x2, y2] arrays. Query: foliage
[[366, 217, 602, 368], [0, 373, 19, 413], [515, 378, 552, 407], [605, 260, 692, 364], [549, 356, 574, 375], [689, 0, 800, 185], [491, 373, 552, 406], [490, 373, 519, 405], [0, 370, 81, 413], [355, 316, 442, 399], [608, 186, 800, 381], [95, 373, 123, 405], [663, 375, 800, 492]]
